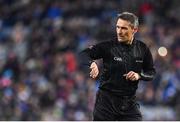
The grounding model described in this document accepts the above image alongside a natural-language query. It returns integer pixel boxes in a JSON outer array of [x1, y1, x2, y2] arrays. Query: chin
[[118, 39, 125, 42]]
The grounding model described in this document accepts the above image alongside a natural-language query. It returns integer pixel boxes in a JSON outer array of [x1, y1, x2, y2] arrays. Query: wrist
[[138, 73, 141, 80]]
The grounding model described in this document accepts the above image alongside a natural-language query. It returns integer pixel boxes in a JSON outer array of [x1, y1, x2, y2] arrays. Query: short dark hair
[[117, 12, 139, 28]]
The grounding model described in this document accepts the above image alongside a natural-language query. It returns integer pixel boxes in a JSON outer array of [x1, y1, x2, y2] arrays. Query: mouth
[[117, 36, 126, 42], [118, 36, 124, 39]]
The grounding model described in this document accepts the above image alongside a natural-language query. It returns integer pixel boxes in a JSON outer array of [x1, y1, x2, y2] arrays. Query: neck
[[125, 37, 134, 45]]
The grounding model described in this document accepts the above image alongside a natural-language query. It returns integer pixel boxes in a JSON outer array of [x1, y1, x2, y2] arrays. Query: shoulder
[[135, 39, 149, 49], [92, 40, 113, 48], [97, 40, 113, 45], [135, 39, 152, 57]]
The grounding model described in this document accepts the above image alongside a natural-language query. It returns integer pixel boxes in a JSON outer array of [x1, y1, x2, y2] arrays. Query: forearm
[[79, 50, 96, 67], [141, 46, 156, 81]]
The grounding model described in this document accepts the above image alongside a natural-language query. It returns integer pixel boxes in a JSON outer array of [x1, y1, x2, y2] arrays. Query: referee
[[80, 12, 156, 121]]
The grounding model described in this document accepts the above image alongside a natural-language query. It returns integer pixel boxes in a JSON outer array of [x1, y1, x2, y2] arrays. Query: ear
[[133, 28, 138, 34]]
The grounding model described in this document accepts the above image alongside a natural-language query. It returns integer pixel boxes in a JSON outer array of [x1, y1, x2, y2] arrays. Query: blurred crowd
[[0, 0, 179, 120]]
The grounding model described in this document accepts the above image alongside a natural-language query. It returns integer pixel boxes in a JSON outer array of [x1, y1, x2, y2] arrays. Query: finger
[[126, 71, 134, 79], [93, 71, 99, 77], [90, 69, 95, 77], [90, 70, 94, 75], [94, 69, 99, 74], [131, 77, 137, 81], [90, 62, 97, 68], [92, 74, 97, 79], [130, 75, 135, 80], [126, 71, 133, 77], [132, 75, 138, 81], [94, 73, 98, 78], [92, 69, 97, 75], [90, 69, 98, 78], [128, 73, 135, 79], [90, 65, 94, 69], [89, 69, 94, 75], [90, 63, 95, 69], [90, 73, 92, 78]]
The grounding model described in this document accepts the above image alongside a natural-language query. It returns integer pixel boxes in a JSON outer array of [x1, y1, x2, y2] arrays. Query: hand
[[90, 62, 99, 79], [124, 71, 140, 81]]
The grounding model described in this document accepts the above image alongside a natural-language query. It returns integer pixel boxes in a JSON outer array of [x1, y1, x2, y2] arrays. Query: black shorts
[[93, 89, 142, 121]]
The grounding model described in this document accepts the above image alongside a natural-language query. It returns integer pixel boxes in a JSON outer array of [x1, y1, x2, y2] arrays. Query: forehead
[[116, 19, 131, 27]]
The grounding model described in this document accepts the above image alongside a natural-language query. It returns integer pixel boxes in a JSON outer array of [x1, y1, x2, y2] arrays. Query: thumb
[[90, 62, 96, 69], [90, 64, 93, 69]]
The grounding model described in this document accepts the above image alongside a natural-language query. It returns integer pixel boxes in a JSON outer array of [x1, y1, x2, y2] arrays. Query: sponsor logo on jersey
[[114, 57, 122, 62]]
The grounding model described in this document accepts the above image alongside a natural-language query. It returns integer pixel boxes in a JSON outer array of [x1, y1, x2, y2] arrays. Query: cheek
[[124, 31, 130, 37], [126, 31, 133, 37], [116, 29, 119, 34]]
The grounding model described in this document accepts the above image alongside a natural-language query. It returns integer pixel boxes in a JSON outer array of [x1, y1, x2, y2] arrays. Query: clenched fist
[[124, 71, 141, 81]]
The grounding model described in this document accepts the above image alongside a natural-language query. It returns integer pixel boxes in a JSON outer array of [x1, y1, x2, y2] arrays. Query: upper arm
[[142, 46, 155, 72], [81, 42, 107, 60]]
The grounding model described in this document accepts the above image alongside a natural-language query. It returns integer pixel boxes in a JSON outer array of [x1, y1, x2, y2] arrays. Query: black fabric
[[93, 89, 142, 121], [79, 38, 156, 96]]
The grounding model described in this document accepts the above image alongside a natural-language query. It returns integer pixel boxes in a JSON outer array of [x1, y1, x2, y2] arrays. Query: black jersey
[[80, 39, 156, 96]]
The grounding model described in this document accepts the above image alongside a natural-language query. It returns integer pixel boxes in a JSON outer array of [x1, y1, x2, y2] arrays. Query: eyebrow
[[116, 25, 129, 29]]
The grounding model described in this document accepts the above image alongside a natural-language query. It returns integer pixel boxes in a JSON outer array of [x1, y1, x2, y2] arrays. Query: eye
[[121, 27, 128, 30], [116, 25, 120, 29]]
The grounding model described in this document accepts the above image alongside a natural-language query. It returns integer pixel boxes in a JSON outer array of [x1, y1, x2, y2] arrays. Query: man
[[79, 12, 156, 121]]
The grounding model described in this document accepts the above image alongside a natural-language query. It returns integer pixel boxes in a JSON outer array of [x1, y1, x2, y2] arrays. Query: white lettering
[[136, 60, 143, 63], [114, 57, 122, 62]]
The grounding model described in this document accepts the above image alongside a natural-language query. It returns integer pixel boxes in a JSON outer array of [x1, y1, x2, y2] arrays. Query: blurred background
[[0, 0, 179, 120]]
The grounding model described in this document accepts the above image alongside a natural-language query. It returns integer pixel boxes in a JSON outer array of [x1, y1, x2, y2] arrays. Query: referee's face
[[116, 18, 136, 44]]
